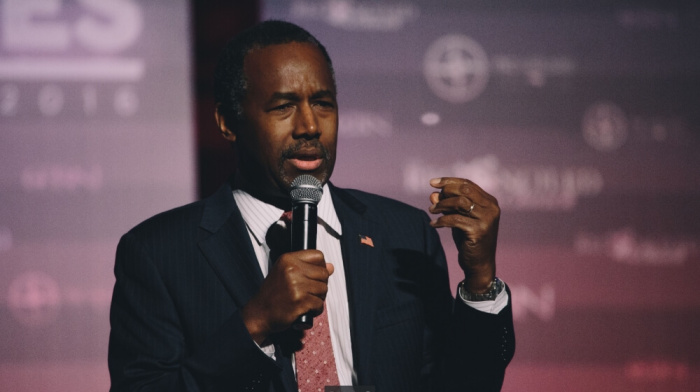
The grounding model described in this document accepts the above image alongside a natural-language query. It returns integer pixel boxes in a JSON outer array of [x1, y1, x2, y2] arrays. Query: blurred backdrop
[[1, 1, 699, 391]]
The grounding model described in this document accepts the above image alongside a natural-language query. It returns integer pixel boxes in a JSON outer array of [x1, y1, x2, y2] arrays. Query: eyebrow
[[269, 89, 336, 102], [311, 89, 336, 100]]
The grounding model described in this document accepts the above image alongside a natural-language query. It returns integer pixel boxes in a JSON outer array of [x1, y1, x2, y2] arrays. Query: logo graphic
[[575, 228, 696, 266], [7, 271, 62, 327], [423, 35, 490, 103], [625, 360, 689, 382], [20, 164, 103, 192], [290, 0, 419, 32], [0, 0, 145, 117], [339, 109, 392, 138], [582, 101, 629, 152], [0, 0, 145, 82], [511, 284, 556, 322], [403, 155, 604, 211]]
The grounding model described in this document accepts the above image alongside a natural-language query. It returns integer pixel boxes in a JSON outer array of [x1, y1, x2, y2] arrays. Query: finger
[[298, 293, 326, 317], [326, 262, 335, 276], [304, 299, 326, 317], [431, 178, 496, 205], [430, 185, 478, 208], [302, 263, 331, 283], [272, 254, 329, 283], [430, 196, 477, 216], [293, 249, 326, 266], [431, 179, 470, 201], [439, 183, 491, 206], [430, 213, 476, 231], [430, 177, 469, 189], [303, 279, 330, 301]]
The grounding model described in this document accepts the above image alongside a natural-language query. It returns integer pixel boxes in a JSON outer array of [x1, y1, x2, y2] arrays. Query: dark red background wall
[[194, 1, 259, 198]]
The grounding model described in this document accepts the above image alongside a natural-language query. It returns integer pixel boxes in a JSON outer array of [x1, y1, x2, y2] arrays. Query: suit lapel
[[198, 184, 298, 390], [330, 185, 381, 384], [197, 182, 264, 309]]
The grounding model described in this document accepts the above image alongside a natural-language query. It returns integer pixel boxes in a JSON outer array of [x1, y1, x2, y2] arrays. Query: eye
[[314, 100, 336, 110], [271, 103, 293, 112]]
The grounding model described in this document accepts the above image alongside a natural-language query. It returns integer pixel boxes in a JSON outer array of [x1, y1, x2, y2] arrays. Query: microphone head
[[290, 175, 323, 205]]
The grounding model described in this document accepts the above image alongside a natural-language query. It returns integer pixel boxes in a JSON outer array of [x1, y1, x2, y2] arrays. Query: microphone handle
[[291, 203, 317, 251], [291, 203, 317, 330]]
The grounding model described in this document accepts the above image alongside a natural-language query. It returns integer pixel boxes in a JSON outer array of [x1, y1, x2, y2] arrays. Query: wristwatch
[[459, 277, 504, 302]]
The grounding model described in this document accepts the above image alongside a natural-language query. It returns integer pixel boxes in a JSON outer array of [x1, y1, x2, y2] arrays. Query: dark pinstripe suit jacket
[[108, 181, 515, 392]]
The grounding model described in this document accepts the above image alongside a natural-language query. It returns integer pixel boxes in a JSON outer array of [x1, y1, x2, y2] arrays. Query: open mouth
[[288, 151, 323, 171]]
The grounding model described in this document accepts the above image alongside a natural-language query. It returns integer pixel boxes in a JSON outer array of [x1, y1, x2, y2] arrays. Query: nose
[[293, 102, 321, 139]]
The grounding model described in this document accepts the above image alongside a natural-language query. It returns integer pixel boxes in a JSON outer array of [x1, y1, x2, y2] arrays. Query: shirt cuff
[[458, 282, 509, 314]]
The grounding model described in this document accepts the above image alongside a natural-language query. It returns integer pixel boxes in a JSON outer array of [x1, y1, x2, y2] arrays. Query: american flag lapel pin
[[359, 235, 374, 248]]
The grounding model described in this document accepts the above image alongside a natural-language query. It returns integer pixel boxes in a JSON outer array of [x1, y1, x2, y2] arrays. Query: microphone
[[290, 174, 323, 330]]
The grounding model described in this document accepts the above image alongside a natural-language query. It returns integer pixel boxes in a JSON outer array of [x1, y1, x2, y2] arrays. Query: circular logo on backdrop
[[7, 271, 61, 327], [423, 34, 490, 103], [582, 102, 629, 152]]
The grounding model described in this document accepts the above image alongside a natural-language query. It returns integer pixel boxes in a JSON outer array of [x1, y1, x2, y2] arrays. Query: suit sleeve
[[443, 287, 515, 391], [108, 231, 280, 392], [420, 215, 515, 392]]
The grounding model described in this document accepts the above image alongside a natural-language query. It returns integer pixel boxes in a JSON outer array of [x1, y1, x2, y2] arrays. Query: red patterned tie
[[295, 307, 339, 392]]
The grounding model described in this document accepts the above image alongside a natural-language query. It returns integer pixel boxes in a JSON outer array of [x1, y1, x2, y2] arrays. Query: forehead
[[243, 42, 335, 97]]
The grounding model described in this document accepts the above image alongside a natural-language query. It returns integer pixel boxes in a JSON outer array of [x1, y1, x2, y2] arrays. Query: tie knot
[[265, 211, 292, 265], [280, 210, 293, 225]]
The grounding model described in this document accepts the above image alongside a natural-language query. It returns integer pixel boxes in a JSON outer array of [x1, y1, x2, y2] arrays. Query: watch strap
[[459, 277, 504, 302]]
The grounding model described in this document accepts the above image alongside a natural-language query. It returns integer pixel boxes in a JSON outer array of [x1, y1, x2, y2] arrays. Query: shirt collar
[[233, 183, 342, 246]]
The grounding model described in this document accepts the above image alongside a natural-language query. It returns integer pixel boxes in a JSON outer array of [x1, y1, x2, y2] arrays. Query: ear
[[215, 106, 236, 142]]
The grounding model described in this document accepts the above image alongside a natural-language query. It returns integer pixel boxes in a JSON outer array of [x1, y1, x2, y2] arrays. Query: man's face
[[227, 42, 338, 197]]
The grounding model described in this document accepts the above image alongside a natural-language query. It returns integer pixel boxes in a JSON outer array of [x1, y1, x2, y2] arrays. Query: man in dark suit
[[108, 20, 514, 392]]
